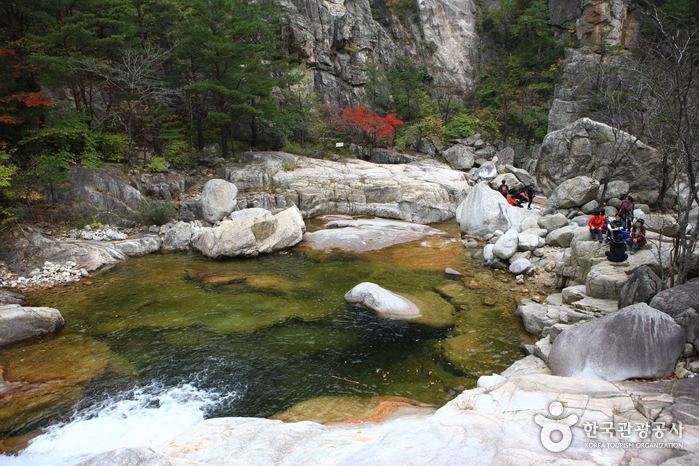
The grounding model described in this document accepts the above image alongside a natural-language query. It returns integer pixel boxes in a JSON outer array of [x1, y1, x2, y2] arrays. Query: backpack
[[499, 184, 508, 195]]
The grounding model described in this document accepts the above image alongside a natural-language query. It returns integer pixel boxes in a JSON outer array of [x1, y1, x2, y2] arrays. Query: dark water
[[0, 228, 535, 447]]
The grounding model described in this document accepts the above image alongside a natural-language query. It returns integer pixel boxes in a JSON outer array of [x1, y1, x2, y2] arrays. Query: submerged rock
[[0, 334, 134, 434], [344, 283, 422, 320]]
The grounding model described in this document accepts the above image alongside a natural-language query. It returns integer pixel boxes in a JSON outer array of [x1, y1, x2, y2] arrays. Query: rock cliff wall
[[282, 0, 645, 142], [281, 0, 478, 107], [548, 0, 643, 132]]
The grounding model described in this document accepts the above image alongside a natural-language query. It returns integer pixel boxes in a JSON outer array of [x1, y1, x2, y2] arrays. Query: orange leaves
[[11, 93, 52, 107], [0, 116, 23, 124]]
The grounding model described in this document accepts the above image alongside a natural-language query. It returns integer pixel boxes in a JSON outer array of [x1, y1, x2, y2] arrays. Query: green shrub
[[165, 140, 195, 168], [281, 142, 302, 155], [147, 156, 168, 172], [132, 199, 177, 226], [445, 114, 479, 140]]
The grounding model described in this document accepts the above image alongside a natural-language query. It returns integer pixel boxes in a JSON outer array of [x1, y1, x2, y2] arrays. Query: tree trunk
[[197, 118, 204, 151]]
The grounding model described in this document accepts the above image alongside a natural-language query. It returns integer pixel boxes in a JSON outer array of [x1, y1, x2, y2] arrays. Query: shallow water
[[0, 224, 537, 464]]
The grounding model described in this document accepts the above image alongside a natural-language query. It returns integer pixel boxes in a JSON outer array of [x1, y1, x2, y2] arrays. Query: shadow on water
[[1, 225, 538, 444]]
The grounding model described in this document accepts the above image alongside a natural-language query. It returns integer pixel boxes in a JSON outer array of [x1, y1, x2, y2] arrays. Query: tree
[[175, 0, 294, 154], [71, 47, 177, 165], [633, 4, 699, 285], [335, 106, 403, 147], [476, 0, 563, 141]]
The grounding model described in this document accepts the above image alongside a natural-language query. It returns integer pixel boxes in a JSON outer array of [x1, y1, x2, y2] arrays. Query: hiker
[[627, 218, 647, 254], [619, 195, 635, 231], [509, 192, 526, 208], [498, 180, 509, 198], [524, 185, 534, 209], [605, 230, 628, 262], [588, 209, 606, 242], [605, 213, 627, 242]]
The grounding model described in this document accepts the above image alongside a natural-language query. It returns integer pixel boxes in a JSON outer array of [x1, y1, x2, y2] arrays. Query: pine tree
[[175, 0, 293, 154]]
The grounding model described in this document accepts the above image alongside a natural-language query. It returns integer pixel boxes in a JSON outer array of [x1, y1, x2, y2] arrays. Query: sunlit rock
[[456, 182, 539, 236], [191, 206, 304, 258]]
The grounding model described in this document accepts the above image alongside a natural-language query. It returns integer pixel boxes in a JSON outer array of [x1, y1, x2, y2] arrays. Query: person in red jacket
[[588, 209, 606, 242], [628, 218, 647, 254]]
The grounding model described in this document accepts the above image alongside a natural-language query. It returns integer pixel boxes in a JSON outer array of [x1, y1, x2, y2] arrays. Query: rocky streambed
[[2, 150, 699, 464]]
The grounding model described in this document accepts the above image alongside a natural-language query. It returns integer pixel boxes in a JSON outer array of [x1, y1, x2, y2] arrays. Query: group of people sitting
[[499, 181, 534, 209], [587, 201, 647, 262]]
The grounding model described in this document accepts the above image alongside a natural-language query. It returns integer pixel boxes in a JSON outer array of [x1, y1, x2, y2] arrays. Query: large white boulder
[[456, 182, 539, 236], [492, 228, 519, 260], [191, 206, 304, 258], [548, 303, 685, 381]]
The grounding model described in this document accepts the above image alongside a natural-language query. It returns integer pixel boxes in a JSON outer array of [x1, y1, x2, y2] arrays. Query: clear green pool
[[0, 226, 535, 441]]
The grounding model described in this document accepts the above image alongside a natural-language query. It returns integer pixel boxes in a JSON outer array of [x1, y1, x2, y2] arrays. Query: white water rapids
[[0, 382, 238, 466]]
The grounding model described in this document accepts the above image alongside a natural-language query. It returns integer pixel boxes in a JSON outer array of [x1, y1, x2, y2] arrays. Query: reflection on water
[[0, 226, 537, 462]]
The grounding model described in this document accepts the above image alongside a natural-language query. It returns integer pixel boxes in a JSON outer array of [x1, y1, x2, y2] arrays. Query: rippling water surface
[[0, 223, 536, 465]]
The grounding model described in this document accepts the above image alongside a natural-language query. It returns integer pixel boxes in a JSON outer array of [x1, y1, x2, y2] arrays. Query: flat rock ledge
[[78, 372, 699, 466], [300, 217, 450, 253]]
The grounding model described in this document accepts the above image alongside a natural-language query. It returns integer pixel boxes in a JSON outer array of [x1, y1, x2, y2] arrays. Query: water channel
[[0, 221, 537, 465]]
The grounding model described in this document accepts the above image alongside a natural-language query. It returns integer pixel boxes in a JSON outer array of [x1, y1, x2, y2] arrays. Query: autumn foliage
[[0, 49, 51, 125], [334, 106, 403, 146]]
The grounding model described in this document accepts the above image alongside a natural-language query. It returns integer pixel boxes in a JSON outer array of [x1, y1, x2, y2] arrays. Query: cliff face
[[281, 0, 645, 139], [281, 0, 478, 107], [548, 0, 643, 132]]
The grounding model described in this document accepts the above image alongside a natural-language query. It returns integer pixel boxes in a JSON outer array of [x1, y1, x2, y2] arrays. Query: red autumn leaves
[[0, 49, 52, 125], [333, 106, 403, 146]]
